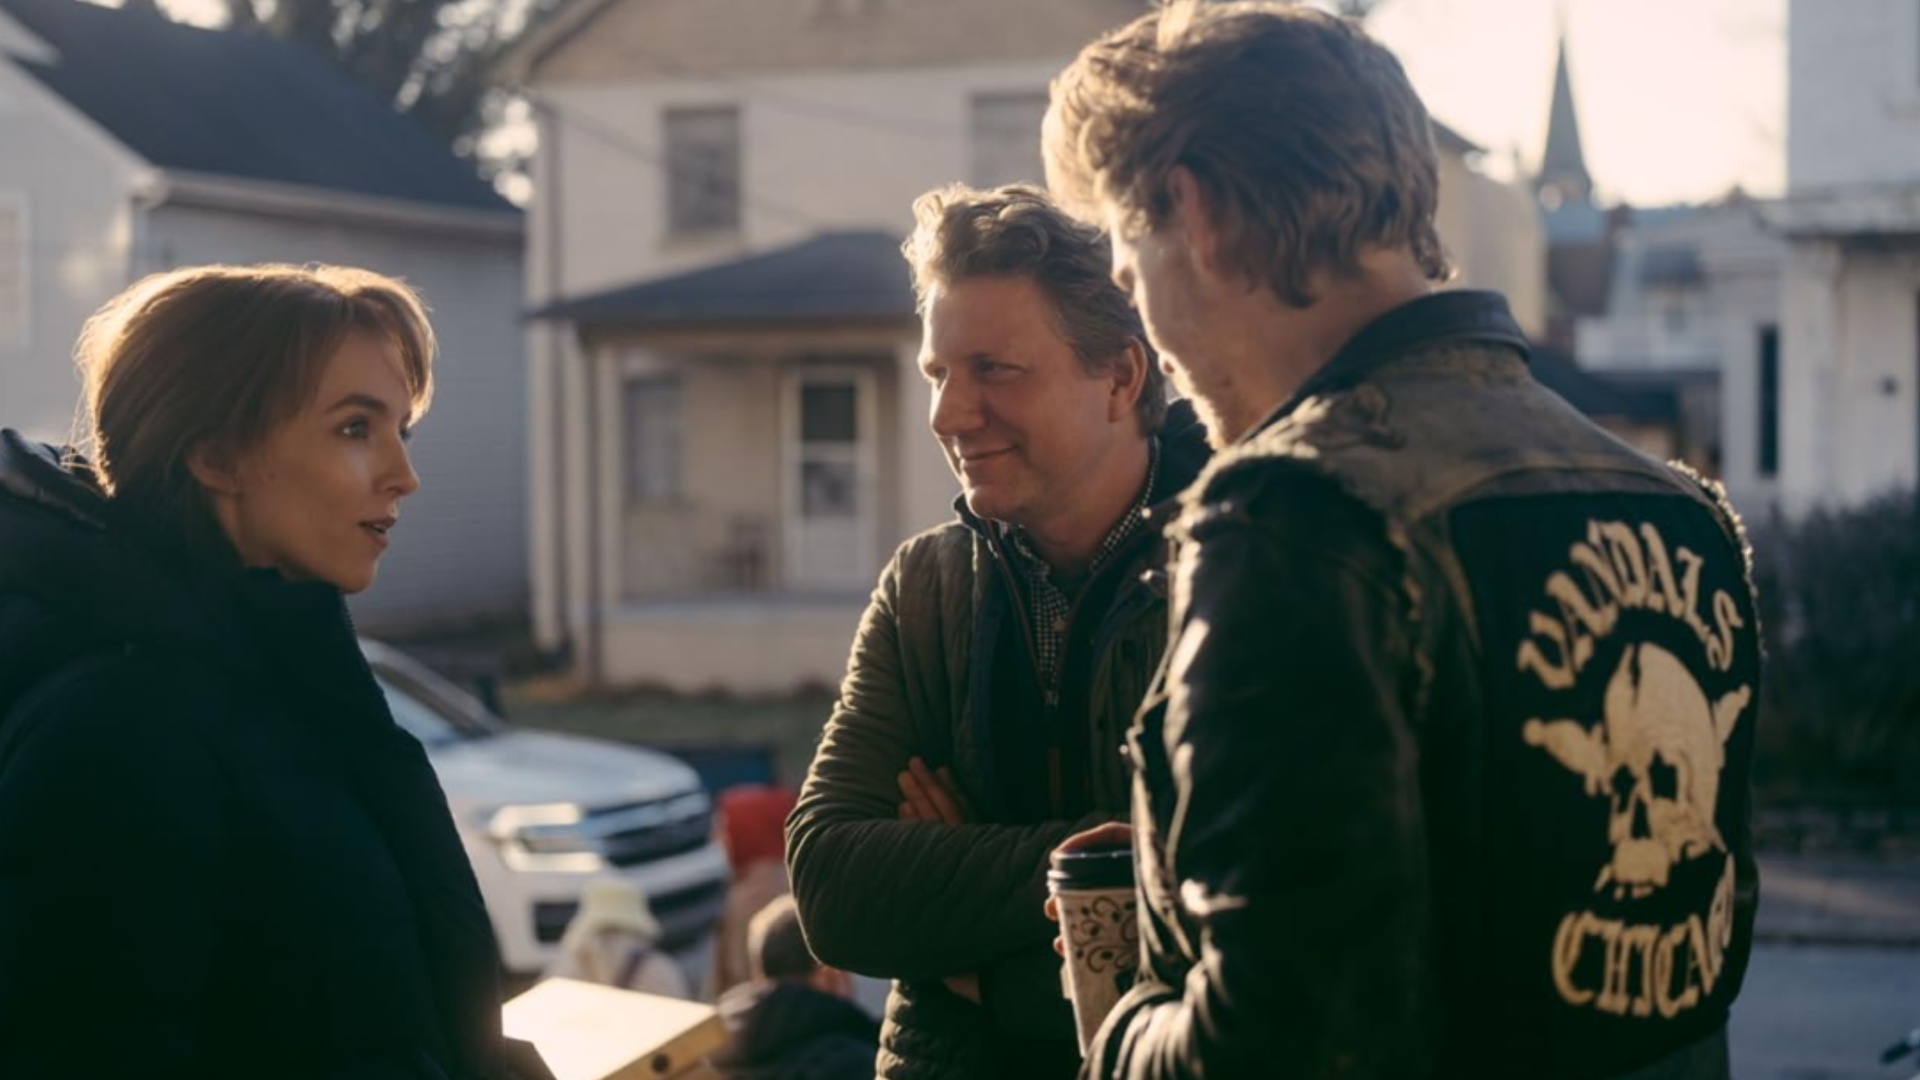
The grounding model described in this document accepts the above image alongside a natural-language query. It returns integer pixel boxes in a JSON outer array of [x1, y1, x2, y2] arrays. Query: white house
[[505, 0, 1548, 692], [1763, 0, 1920, 514], [0, 0, 529, 631], [1574, 199, 1789, 516]]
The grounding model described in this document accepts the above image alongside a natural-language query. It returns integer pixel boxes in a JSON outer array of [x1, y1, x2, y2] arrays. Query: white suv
[[361, 639, 732, 976]]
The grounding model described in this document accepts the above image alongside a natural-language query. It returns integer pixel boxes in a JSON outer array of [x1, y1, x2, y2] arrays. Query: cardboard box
[[502, 978, 728, 1080]]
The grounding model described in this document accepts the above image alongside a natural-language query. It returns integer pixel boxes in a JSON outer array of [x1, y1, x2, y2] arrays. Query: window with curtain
[[625, 376, 684, 502], [665, 106, 742, 236]]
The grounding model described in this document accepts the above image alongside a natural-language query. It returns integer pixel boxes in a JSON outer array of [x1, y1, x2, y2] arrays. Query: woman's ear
[[187, 443, 243, 497]]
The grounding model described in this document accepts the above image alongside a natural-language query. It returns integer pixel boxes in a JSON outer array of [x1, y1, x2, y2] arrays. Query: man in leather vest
[[1041, 5, 1762, 1078]]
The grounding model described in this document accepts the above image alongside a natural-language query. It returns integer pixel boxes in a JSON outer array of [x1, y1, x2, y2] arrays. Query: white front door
[[783, 366, 878, 591]]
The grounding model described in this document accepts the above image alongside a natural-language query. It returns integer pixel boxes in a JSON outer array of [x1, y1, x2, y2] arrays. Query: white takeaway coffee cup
[[1047, 846, 1140, 1053]]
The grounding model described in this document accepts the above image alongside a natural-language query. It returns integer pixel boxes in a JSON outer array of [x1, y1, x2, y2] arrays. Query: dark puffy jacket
[[787, 405, 1209, 1080], [1095, 293, 1759, 1080], [0, 431, 508, 1079], [712, 981, 879, 1080]]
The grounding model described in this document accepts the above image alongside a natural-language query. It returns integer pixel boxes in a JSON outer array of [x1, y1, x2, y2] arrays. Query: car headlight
[[486, 803, 606, 872]]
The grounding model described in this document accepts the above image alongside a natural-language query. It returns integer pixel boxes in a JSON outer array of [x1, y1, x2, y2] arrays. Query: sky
[[155, 0, 1788, 210], [1363, 0, 1786, 206]]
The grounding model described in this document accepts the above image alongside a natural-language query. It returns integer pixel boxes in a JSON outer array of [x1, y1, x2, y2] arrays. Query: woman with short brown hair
[[0, 264, 512, 1079]]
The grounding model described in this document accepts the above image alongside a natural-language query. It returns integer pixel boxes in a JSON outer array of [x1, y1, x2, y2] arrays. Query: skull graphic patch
[[1450, 492, 1758, 1032], [1524, 644, 1749, 899]]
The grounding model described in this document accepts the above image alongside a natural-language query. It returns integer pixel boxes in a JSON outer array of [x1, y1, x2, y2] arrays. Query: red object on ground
[[718, 784, 798, 875]]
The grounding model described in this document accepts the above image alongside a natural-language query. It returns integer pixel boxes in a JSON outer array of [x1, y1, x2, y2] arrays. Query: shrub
[[1749, 489, 1920, 803]]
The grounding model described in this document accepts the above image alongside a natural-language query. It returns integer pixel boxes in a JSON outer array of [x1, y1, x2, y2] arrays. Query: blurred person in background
[[1043, 4, 1762, 1077], [711, 783, 800, 997], [0, 264, 520, 1079], [712, 895, 877, 1080], [785, 183, 1209, 1080], [545, 876, 692, 999]]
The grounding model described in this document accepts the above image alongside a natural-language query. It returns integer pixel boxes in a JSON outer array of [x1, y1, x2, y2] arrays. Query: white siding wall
[[1463, 168, 1549, 341], [538, 62, 1062, 300], [0, 51, 140, 443], [1779, 241, 1920, 513], [1829, 250, 1920, 503], [1709, 258, 1788, 517], [1778, 0, 1920, 515], [142, 204, 528, 629], [1436, 152, 1548, 339], [1578, 209, 1785, 374], [1788, 0, 1920, 191]]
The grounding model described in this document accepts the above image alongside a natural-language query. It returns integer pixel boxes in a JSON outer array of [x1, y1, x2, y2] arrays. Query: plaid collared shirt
[[1003, 438, 1161, 703]]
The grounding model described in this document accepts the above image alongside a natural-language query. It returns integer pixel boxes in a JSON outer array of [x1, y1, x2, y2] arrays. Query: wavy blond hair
[[1044, 1, 1451, 308], [903, 182, 1166, 433]]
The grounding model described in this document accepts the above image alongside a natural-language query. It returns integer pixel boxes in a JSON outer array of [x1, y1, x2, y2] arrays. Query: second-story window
[[1661, 297, 1689, 335], [665, 106, 741, 237], [969, 92, 1049, 188]]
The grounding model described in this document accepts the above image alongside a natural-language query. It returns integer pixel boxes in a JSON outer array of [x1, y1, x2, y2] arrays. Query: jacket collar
[[0, 429, 357, 692], [1243, 289, 1529, 444], [0, 430, 109, 530]]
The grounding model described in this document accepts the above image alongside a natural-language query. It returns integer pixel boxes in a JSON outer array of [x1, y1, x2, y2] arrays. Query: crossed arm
[[786, 556, 1104, 985]]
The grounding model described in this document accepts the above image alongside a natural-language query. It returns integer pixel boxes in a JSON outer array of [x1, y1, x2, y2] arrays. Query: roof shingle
[[532, 231, 915, 328], [0, 0, 512, 213]]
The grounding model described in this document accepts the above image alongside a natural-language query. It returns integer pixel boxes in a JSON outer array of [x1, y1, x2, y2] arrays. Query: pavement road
[[1730, 944, 1919, 1080]]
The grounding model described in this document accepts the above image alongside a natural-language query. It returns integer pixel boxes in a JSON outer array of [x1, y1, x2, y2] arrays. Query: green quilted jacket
[[787, 405, 1208, 1080]]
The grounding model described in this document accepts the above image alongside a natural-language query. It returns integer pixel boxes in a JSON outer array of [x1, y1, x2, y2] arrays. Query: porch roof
[[530, 230, 917, 329]]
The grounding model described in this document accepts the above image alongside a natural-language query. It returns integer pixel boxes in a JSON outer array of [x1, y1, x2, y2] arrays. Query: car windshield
[[377, 675, 473, 749], [369, 659, 502, 749]]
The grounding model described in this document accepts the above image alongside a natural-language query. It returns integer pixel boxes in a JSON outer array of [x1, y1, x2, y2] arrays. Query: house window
[[664, 106, 741, 236], [969, 92, 1049, 187], [1757, 324, 1779, 479], [625, 376, 683, 502], [1661, 297, 1689, 335], [0, 195, 24, 347], [799, 383, 859, 519]]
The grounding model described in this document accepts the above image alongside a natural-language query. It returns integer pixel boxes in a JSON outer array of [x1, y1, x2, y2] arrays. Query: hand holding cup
[[1046, 823, 1138, 1052]]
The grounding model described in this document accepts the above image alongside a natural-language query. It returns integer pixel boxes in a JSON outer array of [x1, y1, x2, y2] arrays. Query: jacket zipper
[[984, 529, 1069, 814], [986, 525, 1162, 817], [984, 529, 1053, 707]]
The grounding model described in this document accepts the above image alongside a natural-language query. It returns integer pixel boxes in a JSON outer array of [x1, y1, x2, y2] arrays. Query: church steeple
[[1536, 22, 1594, 208]]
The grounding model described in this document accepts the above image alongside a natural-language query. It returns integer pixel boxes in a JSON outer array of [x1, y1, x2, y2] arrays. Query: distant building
[[0, 0, 528, 630], [1535, 29, 1613, 352], [1528, 26, 1791, 519], [1763, 0, 1920, 513], [503, 0, 1547, 691], [1575, 198, 1788, 516], [1530, 343, 1686, 464]]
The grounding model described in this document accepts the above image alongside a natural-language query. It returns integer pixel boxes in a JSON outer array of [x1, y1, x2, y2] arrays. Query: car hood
[[429, 729, 704, 816]]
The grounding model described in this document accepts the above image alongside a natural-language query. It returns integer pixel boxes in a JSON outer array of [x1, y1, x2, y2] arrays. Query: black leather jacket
[[1093, 293, 1761, 1080]]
